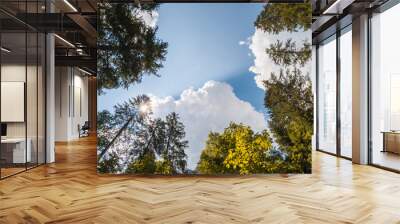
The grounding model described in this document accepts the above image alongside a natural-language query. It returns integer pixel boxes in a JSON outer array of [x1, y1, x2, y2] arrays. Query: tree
[[255, 2, 313, 173], [133, 117, 167, 159], [128, 113, 188, 175], [196, 132, 228, 174], [255, 2, 312, 69], [266, 39, 311, 68], [286, 117, 312, 173], [263, 69, 313, 146], [97, 95, 150, 161], [263, 69, 313, 173], [126, 151, 157, 174], [98, 2, 168, 93], [97, 110, 115, 155], [97, 96, 188, 174], [98, 151, 122, 173], [255, 2, 311, 34], [161, 112, 188, 174], [97, 95, 151, 173], [197, 123, 275, 174], [224, 128, 273, 175]]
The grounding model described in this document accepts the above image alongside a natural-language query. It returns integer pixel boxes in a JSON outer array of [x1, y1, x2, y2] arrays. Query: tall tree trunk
[[98, 116, 134, 161]]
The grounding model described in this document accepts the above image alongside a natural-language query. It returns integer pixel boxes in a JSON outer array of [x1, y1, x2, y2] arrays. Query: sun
[[139, 102, 151, 114]]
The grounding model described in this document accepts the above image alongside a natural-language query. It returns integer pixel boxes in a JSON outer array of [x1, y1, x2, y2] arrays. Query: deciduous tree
[[197, 123, 275, 174]]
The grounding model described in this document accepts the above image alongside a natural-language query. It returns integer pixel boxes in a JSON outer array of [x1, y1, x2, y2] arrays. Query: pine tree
[[98, 2, 168, 93], [263, 69, 313, 147], [255, 2, 312, 68], [266, 39, 311, 68], [131, 113, 188, 174], [255, 2, 313, 173], [162, 112, 188, 174], [97, 95, 150, 161], [97, 151, 122, 173], [97, 96, 188, 174], [255, 2, 311, 34]]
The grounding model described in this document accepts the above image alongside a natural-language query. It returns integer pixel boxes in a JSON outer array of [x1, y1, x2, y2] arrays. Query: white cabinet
[[1, 138, 32, 163]]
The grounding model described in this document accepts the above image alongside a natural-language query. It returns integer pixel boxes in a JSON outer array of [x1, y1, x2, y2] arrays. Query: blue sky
[[98, 3, 265, 113]]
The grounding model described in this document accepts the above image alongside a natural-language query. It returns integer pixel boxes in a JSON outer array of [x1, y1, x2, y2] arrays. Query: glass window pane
[[1, 30, 27, 177], [27, 31, 38, 169], [0, 0, 46, 179], [371, 4, 400, 171], [318, 36, 337, 154], [38, 32, 45, 165], [340, 28, 352, 158]]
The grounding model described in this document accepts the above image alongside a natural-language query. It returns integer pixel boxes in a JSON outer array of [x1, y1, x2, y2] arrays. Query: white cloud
[[149, 81, 267, 170], [135, 9, 159, 28], [248, 28, 311, 89]]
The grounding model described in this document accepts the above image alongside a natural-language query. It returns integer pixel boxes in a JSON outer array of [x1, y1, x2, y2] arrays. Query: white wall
[[55, 67, 89, 141], [55, 66, 69, 141], [72, 72, 89, 138], [1, 65, 43, 137], [1, 63, 46, 164]]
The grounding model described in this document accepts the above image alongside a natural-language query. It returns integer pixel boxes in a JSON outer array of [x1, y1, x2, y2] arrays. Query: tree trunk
[[98, 116, 134, 161]]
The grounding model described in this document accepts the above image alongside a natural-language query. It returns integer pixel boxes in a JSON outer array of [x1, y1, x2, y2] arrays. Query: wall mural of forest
[[97, 2, 312, 175]]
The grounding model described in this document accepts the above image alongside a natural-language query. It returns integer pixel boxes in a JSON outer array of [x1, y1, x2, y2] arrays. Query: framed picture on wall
[[97, 2, 312, 175]]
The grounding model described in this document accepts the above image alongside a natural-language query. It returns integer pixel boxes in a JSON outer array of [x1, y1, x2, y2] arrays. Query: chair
[[79, 121, 90, 138]]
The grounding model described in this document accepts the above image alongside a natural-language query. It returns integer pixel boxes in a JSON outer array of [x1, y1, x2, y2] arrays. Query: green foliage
[[255, 3, 312, 34], [126, 152, 157, 174], [196, 132, 227, 174], [97, 110, 114, 153], [256, 3, 312, 69], [263, 147, 287, 173], [266, 39, 311, 68], [97, 151, 122, 174], [286, 118, 312, 173], [197, 123, 276, 174], [224, 128, 272, 174], [255, 3, 313, 173], [162, 112, 188, 173], [97, 95, 150, 160], [263, 69, 313, 173], [97, 96, 188, 175], [98, 3, 168, 93], [263, 69, 313, 146], [131, 112, 188, 175], [155, 159, 174, 175]]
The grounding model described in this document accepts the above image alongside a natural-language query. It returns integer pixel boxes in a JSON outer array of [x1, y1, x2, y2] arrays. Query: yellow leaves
[[197, 122, 295, 174], [155, 159, 174, 175], [217, 123, 272, 174]]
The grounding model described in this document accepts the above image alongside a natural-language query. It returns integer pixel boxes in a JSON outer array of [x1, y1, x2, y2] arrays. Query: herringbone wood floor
[[0, 136, 399, 224]]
